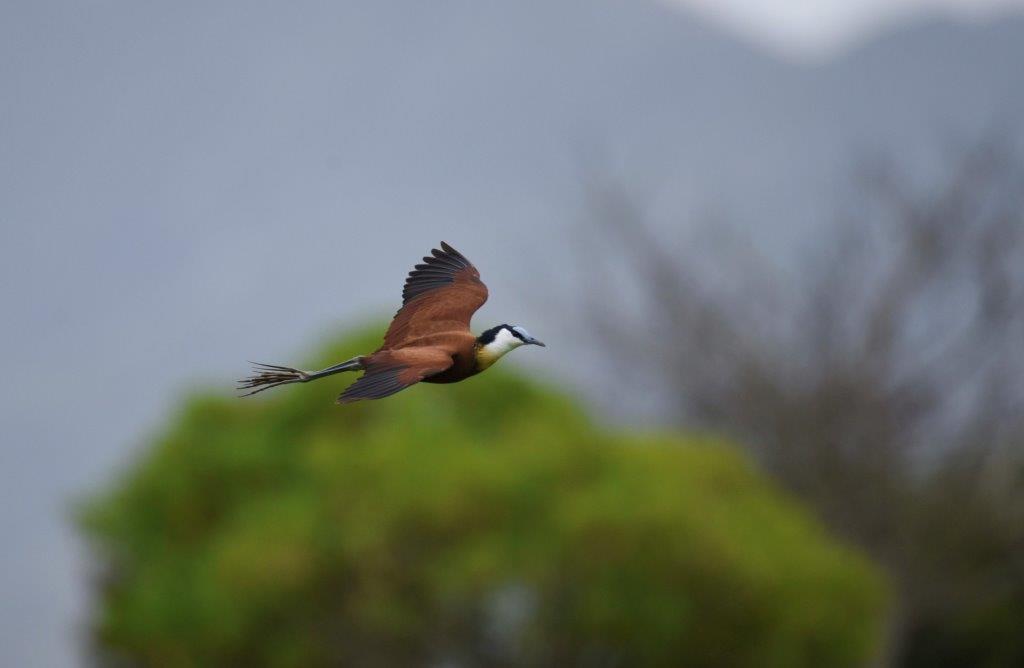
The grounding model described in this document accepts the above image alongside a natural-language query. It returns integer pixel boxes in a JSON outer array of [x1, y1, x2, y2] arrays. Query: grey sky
[[667, 0, 1024, 57], [1, 1, 1022, 666]]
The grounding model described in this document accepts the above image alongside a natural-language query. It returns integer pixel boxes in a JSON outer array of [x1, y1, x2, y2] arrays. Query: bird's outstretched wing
[[380, 241, 488, 349], [337, 348, 452, 403]]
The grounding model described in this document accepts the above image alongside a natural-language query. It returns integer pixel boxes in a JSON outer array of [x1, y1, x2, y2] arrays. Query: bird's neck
[[474, 330, 523, 371]]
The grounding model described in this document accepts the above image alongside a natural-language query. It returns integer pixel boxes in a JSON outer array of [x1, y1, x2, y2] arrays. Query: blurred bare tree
[[580, 137, 1024, 667]]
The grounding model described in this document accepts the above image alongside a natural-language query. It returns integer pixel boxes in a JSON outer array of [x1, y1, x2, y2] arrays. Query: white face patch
[[476, 327, 525, 370], [488, 328, 525, 355]]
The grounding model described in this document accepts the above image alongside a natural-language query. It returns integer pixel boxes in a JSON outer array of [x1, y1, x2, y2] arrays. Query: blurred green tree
[[577, 137, 1024, 666], [79, 330, 886, 667]]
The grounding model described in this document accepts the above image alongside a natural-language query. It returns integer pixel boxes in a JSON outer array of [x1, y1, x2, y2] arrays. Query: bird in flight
[[239, 242, 544, 403]]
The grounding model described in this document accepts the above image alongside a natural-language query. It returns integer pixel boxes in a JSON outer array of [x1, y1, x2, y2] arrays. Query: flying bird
[[239, 242, 545, 403]]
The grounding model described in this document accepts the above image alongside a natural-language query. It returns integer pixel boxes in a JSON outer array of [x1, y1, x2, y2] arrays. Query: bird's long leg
[[237, 356, 364, 397]]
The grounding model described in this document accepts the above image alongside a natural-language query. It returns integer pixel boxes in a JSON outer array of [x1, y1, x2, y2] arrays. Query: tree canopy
[[80, 331, 886, 667]]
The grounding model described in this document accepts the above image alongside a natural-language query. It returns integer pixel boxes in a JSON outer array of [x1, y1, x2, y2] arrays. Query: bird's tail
[[238, 356, 364, 397]]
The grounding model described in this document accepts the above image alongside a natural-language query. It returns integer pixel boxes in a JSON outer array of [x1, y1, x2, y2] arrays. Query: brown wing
[[380, 241, 488, 350], [337, 347, 453, 403]]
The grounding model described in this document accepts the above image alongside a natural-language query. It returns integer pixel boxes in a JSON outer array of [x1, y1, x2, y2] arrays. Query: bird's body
[[239, 242, 544, 403]]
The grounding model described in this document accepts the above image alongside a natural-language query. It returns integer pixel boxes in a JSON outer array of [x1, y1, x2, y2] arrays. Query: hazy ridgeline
[[578, 137, 1024, 666], [7, 2, 1024, 665]]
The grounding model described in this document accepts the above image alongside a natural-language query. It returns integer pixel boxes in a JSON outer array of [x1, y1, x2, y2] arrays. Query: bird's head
[[475, 324, 545, 370]]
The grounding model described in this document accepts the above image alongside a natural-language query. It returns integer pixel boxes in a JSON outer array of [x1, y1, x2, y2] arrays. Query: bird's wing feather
[[381, 242, 488, 349], [337, 347, 453, 403]]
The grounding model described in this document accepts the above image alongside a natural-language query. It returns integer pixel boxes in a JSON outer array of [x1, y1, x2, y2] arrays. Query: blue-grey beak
[[526, 336, 545, 347]]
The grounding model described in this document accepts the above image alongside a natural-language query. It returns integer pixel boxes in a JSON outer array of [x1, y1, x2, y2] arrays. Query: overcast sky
[[667, 0, 1024, 57], [2, 1, 1022, 666]]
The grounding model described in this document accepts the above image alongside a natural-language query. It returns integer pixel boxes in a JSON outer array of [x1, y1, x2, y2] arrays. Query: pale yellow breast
[[474, 345, 502, 371]]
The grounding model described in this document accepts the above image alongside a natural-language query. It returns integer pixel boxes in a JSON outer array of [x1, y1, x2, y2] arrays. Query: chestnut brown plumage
[[238, 242, 544, 403]]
